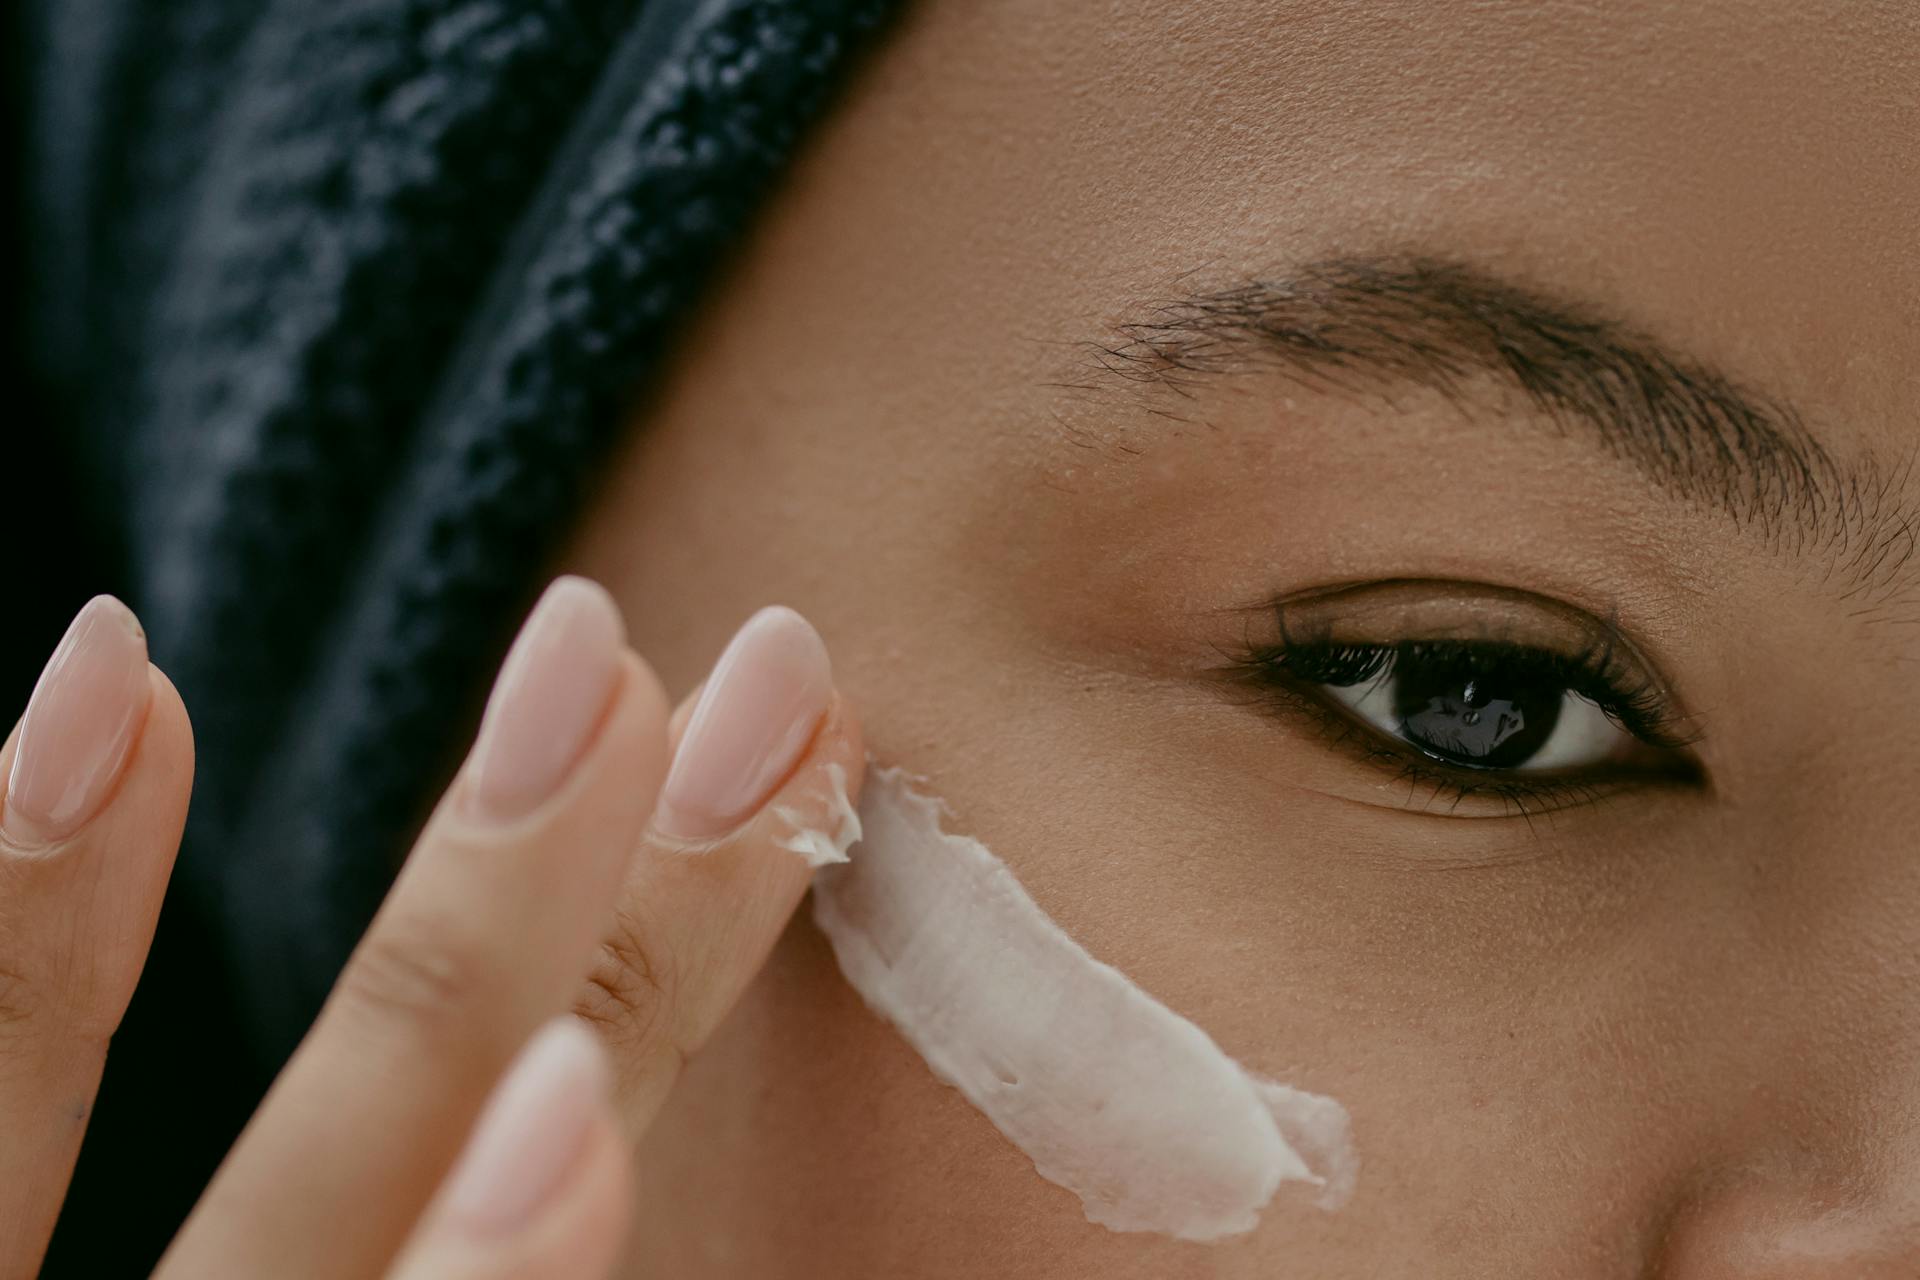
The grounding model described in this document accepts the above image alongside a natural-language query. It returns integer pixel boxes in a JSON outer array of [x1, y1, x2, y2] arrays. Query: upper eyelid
[[1196, 577, 1720, 819], [1220, 578, 1709, 745]]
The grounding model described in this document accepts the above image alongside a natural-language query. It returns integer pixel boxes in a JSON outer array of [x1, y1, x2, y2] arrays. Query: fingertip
[[390, 1024, 633, 1280], [666, 675, 707, 754], [761, 690, 866, 870], [1, 596, 153, 850], [138, 662, 196, 786], [0, 656, 190, 1045], [649, 606, 834, 843], [562, 1099, 639, 1276], [490, 1104, 636, 1280], [464, 579, 631, 823]]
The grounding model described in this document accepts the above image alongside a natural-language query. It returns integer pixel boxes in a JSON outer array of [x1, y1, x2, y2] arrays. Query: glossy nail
[[651, 606, 831, 841], [465, 577, 625, 822], [440, 1018, 610, 1236], [4, 596, 152, 846]]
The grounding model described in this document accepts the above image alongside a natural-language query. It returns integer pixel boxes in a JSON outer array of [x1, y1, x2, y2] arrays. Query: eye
[[1317, 642, 1647, 773], [1211, 579, 1706, 814]]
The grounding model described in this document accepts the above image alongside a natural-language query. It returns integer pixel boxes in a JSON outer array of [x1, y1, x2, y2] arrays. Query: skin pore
[[558, 0, 1920, 1275]]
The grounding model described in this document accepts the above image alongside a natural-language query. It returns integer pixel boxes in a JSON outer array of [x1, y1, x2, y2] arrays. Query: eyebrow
[[1053, 255, 1918, 611]]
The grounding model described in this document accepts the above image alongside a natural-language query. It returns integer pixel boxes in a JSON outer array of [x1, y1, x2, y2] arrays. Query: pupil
[[1391, 652, 1563, 768]]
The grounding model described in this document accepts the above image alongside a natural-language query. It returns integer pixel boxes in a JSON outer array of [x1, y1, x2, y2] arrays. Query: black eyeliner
[[1215, 627, 1705, 818]]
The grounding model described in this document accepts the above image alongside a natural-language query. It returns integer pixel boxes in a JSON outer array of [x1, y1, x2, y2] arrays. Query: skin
[[557, 0, 1920, 1275]]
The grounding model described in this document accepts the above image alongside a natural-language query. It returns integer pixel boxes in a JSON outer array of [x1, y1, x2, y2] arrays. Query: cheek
[[636, 922, 1359, 1279], [624, 610, 1741, 1278], [630, 914, 1123, 1278], [624, 746, 1350, 1273], [809, 766, 1354, 1240], [633, 927, 1685, 1277]]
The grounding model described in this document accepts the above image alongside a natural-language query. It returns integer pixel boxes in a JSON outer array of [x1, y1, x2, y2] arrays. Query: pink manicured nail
[[651, 606, 831, 841], [4, 596, 152, 846], [441, 1018, 610, 1236], [465, 577, 625, 822]]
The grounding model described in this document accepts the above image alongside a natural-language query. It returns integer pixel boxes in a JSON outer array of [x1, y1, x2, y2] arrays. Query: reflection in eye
[[1319, 645, 1640, 772]]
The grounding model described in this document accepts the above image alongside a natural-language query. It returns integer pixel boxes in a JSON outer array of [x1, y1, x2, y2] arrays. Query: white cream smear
[[802, 761, 1358, 1243], [658, 762, 862, 866], [772, 761, 863, 868]]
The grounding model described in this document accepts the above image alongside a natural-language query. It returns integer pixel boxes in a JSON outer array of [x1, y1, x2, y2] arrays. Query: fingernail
[[441, 1018, 610, 1237], [466, 577, 625, 822], [651, 606, 831, 842], [4, 596, 152, 846]]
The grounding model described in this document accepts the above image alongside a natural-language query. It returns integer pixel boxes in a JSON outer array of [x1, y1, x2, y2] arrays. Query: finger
[[0, 597, 192, 1280], [386, 1018, 632, 1280], [159, 577, 670, 1280], [573, 605, 865, 1135]]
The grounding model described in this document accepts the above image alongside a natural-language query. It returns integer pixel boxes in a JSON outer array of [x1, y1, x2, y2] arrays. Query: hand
[[1, 577, 863, 1279]]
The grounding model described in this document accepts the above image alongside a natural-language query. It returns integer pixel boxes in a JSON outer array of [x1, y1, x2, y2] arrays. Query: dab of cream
[[809, 762, 1357, 1242], [653, 762, 862, 868], [772, 761, 862, 868]]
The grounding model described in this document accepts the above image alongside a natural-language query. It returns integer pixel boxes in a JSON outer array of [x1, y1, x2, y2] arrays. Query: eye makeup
[[1211, 579, 1706, 816], [810, 760, 1356, 1242]]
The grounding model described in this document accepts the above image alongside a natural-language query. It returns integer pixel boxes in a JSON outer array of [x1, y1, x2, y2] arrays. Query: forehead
[[887, 0, 1915, 454]]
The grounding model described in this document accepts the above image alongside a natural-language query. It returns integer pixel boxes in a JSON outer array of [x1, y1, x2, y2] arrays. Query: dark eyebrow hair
[[1052, 255, 1919, 613]]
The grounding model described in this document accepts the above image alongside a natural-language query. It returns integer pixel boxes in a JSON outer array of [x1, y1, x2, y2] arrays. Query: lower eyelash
[[1324, 705, 1622, 819]]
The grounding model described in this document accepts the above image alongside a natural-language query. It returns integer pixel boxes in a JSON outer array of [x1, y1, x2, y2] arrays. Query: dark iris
[[1389, 646, 1564, 769]]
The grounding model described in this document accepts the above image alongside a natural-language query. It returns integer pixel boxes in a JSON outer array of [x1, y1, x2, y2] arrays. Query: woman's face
[[560, 1, 1920, 1274]]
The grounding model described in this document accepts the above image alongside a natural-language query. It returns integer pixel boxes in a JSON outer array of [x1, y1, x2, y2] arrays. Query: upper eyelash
[[1216, 635, 1703, 817]]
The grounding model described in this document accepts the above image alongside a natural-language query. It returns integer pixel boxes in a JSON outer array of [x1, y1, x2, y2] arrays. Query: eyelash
[[1222, 633, 1702, 818]]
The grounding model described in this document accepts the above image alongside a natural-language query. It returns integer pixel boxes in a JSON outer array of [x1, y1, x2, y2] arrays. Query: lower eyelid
[[1312, 710, 1623, 816]]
